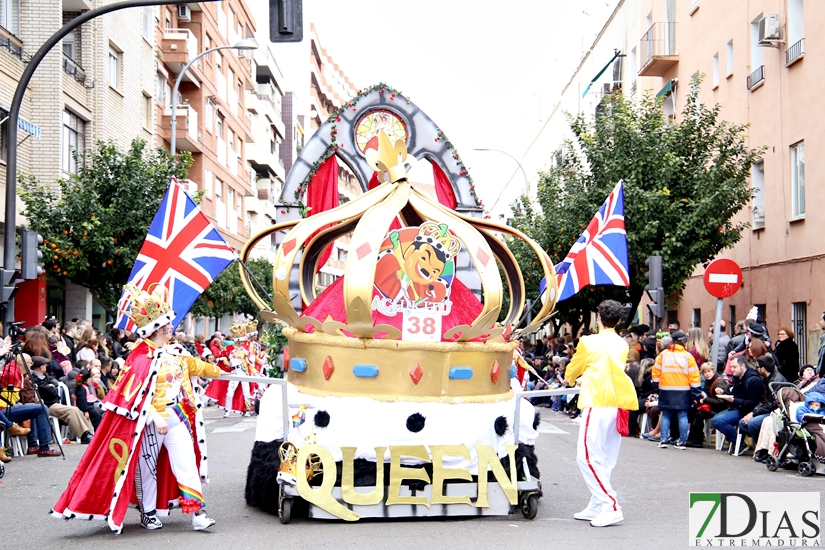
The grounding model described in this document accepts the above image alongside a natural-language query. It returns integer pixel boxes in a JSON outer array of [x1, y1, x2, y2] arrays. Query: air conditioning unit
[[177, 5, 192, 22], [758, 14, 780, 44]]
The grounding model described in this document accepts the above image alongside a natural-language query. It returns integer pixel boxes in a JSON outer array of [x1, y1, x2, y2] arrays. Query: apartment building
[[637, 0, 822, 361], [0, 0, 157, 327], [514, 0, 823, 359]]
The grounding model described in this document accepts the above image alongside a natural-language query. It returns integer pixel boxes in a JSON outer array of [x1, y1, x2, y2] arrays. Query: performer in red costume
[[205, 317, 258, 417], [52, 284, 223, 533]]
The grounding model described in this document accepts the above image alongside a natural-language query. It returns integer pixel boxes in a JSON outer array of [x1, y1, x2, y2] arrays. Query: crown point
[[410, 363, 423, 385], [491, 360, 500, 384], [323, 356, 334, 380], [283, 346, 290, 371]]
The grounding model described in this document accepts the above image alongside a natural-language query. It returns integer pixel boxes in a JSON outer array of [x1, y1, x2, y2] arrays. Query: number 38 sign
[[402, 310, 442, 343]]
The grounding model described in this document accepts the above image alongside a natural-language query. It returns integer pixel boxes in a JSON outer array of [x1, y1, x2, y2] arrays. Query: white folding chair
[[639, 412, 649, 436], [56, 382, 79, 442]]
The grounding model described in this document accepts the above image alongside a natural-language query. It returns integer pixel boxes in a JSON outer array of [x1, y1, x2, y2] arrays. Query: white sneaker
[[590, 509, 624, 527], [573, 506, 601, 521], [140, 513, 163, 530], [223, 411, 230, 418], [192, 511, 216, 531]]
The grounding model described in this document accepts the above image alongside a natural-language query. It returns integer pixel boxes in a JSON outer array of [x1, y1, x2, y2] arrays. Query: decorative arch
[[277, 83, 483, 221]]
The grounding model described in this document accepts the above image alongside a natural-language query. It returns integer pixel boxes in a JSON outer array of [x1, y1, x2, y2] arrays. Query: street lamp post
[[1, 0, 221, 328], [170, 39, 258, 159], [473, 148, 530, 197]]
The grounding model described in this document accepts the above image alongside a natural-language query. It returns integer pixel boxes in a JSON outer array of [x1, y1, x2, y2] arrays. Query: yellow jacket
[[564, 328, 639, 410], [150, 344, 222, 418]]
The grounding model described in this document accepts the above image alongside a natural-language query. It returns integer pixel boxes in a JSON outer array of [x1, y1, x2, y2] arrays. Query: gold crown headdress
[[414, 222, 460, 262], [121, 283, 175, 338], [245, 319, 259, 335]]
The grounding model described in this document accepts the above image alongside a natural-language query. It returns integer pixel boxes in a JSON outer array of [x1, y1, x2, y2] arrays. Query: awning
[[582, 50, 621, 98], [656, 80, 674, 98]]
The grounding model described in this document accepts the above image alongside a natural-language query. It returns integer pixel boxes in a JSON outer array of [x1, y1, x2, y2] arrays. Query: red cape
[[204, 344, 258, 412], [52, 341, 208, 533]]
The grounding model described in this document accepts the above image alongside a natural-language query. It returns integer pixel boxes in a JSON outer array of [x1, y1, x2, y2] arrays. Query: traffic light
[[1, 268, 20, 303], [21, 230, 44, 280], [270, 0, 303, 42], [645, 255, 665, 319]]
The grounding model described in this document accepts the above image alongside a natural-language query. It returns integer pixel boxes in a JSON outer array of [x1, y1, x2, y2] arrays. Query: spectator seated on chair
[[27, 355, 93, 444], [739, 355, 787, 451], [686, 364, 730, 447], [711, 355, 764, 450], [0, 346, 60, 457], [0, 409, 31, 463], [73, 368, 103, 431]]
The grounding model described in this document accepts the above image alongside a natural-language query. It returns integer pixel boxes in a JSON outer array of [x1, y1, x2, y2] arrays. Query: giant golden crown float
[[240, 86, 560, 523]]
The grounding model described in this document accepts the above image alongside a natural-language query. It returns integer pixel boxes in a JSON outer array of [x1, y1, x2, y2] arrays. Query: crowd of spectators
[[0, 317, 232, 464], [521, 308, 825, 468]]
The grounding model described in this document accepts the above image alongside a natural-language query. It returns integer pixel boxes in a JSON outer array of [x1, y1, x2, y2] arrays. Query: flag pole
[[236, 256, 272, 304]]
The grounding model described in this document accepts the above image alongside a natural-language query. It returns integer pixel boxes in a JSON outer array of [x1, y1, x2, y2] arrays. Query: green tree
[[509, 79, 764, 336], [18, 138, 191, 316], [190, 259, 273, 321]]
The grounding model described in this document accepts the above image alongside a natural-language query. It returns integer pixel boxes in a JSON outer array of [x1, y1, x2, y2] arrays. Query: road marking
[[538, 422, 569, 434], [708, 273, 738, 283], [211, 426, 250, 433]]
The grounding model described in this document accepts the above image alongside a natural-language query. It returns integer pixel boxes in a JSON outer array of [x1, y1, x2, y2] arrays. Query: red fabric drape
[[430, 160, 458, 210], [306, 156, 340, 271]]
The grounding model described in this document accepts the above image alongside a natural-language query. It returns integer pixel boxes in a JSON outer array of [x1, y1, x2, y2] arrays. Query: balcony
[[639, 22, 678, 77], [747, 65, 765, 91], [62, 54, 87, 84], [785, 38, 804, 67], [160, 28, 200, 80], [0, 26, 30, 63], [160, 104, 201, 152]]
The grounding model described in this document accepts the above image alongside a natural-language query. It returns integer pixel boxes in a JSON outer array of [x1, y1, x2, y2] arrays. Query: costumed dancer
[[205, 317, 256, 417], [51, 284, 223, 533], [564, 300, 638, 528]]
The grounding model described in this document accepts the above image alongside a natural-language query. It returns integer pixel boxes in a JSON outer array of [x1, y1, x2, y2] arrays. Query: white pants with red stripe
[[577, 407, 622, 513]]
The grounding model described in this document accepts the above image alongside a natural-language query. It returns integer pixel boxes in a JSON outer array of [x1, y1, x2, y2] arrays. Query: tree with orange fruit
[[18, 138, 191, 317]]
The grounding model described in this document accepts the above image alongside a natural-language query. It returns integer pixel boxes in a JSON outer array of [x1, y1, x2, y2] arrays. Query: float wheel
[[520, 493, 538, 520], [279, 497, 292, 524]]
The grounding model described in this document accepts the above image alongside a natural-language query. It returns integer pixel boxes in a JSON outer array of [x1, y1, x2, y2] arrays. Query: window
[[214, 178, 222, 201], [142, 94, 151, 128], [749, 15, 765, 89], [216, 116, 224, 139], [62, 32, 75, 60], [228, 128, 235, 151], [792, 302, 808, 364], [156, 72, 165, 103], [755, 304, 766, 324], [141, 6, 153, 40], [204, 34, 212, 61], [165, 8, 172, 29], [62, 110, 85, 175], [227, 187, 235, 212], [629, 47, 637, 93], [108, 46, 120, 89], [791, 141, 805, 218], [666, 310, 678, 326], [729, 306, 736, 332], [726, 40, 734, 76], [712, 53, 719, 88], [787, 0, 804, 47], [205, 100, 214, 133], [0, 0, 20, 36], [751, 161, 765, 229], [692, 309, 701, 329]]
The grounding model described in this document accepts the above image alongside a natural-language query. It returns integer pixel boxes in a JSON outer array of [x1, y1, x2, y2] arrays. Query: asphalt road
[[1, 406, 822, 549]]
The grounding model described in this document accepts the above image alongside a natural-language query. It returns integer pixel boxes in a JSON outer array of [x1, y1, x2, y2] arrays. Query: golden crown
[[229, 322, 247, 339], [245, 319, 259, 335], [239, 131, 559, 402], [121, 283, 173, 334]]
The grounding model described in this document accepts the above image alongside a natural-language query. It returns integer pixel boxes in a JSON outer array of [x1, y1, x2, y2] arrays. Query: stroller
[[765, 384, 825, 476]]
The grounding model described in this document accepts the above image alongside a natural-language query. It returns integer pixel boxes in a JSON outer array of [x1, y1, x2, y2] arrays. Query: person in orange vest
[[652, 330, 701, 450], [565, 300, 639, 528]]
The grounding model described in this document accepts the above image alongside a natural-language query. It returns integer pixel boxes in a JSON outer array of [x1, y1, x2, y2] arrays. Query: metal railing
[[0, 26, 30, 63], [747, 65, 765, 90], [62, 53, 86, 83], [785, 38, 804, 66], [219, 373, 289, 440], [513, 387, 580, 444], [640, 22, 677, 67]]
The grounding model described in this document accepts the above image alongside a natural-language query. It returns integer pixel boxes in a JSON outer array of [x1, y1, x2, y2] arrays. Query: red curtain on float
[[429, 160, 458, 210], [306, 155, 340, 271]]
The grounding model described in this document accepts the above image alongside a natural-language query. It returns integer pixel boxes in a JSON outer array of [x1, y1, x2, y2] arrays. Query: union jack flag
[[552, 181, 629, 302], [115, 178, 235, 332]]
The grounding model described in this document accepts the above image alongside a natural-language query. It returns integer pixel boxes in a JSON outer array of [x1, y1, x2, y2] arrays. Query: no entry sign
[[703, 258, 742, 299]]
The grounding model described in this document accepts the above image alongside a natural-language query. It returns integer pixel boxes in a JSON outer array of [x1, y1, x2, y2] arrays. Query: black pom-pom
[[533, 411, 541, 431], [199, 439, 205, 443], [494, 416, 508, 437], [314, 410, 330, 428], [88, 515, 93, 520], [406, 413, 426, 433]]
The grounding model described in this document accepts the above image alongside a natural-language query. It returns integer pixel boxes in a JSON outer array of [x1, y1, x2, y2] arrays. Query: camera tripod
[[3, 324, 64, 459]]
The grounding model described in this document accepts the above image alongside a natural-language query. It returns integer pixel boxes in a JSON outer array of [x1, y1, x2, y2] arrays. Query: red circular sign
[[703, 258, 742, 299]]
